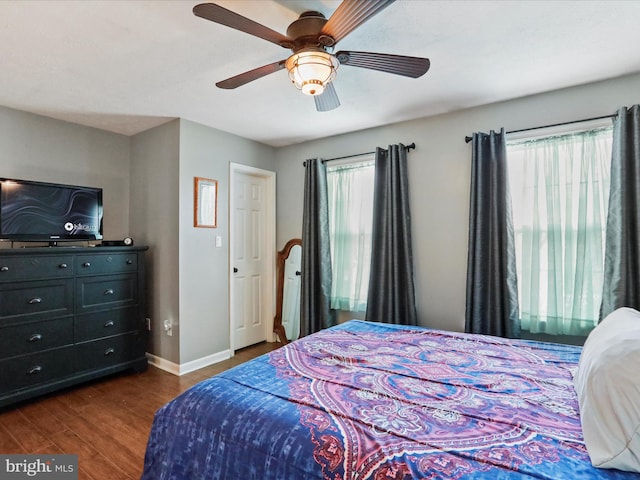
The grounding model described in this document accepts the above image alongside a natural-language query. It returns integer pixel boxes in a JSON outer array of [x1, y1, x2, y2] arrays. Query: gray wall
[[0, 105, 131, 242], [0, 105, 276, 367], [2, 72, 638, 367], [130, 120, 181, 364], [177, 119, 276, 363], [275, 72, 640, 333], [130, 118, 276, 365]]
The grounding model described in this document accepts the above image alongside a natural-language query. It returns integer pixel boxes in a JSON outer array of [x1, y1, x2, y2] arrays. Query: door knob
[[233, 267, 238, 273]]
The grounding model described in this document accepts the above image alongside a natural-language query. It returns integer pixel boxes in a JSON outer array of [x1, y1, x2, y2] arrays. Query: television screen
[[0, 178, 103, 242]]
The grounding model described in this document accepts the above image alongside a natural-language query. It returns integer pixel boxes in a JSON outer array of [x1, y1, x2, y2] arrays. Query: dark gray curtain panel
[[600, 105, 640, 319], [465, 129, 520, 337], [365, 144, 418, 326], [301, 158, 336, 337]]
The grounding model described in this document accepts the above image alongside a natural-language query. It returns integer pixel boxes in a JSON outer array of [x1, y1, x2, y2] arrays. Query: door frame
[[228, 162, 276, 355]]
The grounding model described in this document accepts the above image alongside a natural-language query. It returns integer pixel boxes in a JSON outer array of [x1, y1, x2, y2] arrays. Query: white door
[[230, 165, 275, 351]]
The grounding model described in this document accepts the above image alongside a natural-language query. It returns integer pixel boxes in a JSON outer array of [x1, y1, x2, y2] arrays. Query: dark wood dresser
[[0, 245, 148, 408]]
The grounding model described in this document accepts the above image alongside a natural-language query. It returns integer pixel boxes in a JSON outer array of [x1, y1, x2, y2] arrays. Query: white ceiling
[[1, 0, 640, 147]]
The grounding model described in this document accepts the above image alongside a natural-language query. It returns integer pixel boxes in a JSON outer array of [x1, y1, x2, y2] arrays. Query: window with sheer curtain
[[326, 157, 375, 312], [506, 125, 613, 336]]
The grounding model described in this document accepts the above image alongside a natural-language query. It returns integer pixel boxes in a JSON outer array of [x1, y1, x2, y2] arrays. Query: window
[[326, 157, 375, 312], [507, 124, 613, 336]]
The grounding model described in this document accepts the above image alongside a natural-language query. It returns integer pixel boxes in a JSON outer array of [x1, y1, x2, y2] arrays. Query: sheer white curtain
[[326, 159, 375, 312], [507, 127, 612, 335]]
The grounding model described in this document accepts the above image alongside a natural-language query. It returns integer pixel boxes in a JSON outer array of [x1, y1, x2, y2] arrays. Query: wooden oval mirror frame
[[273, 238, 302, 344]]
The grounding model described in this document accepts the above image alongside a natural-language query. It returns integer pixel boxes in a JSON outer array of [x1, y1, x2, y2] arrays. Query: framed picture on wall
[[194, 176, 218, 228]]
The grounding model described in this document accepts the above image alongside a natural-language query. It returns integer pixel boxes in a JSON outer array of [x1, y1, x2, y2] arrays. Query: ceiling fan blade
[[320, 0, 395, 45], [314, 82, 340, 112], [193, 3, 292, 48], [216, 60, 287, 89], [336, 51, 430, 78]]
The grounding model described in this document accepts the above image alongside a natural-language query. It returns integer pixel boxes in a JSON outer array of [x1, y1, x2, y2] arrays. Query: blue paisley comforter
[[141, 320, 639, 479]]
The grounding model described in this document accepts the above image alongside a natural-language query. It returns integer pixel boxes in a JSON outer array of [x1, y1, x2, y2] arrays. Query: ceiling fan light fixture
[[286, 50, 339, 96]]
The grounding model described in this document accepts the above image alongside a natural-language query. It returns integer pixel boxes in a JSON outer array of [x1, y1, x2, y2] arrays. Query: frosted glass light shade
[[286, 51, 339, 96]]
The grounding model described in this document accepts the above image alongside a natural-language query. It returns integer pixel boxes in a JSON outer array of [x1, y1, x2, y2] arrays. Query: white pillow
[[573, 307, 640, 473]]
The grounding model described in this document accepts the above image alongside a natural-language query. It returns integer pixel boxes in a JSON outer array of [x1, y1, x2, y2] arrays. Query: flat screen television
[[0, 178, 103, 244]]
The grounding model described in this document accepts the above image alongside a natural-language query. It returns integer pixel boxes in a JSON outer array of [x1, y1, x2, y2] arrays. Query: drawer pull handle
[[28, 366, 42, 375], [104, 288, 115, 295], [59, 263, 68, 269], [126, 259, 133, 265], [28, 297, 43, 304], [104, 321, 115, 328], [104, 348, 115, 356], [28, 333, 43, 342], [83, 262, 91, 267], [0, 266, 8, 272]]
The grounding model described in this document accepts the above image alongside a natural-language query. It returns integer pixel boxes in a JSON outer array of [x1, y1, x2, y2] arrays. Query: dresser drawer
[[0, 279, 74, 325], [76, 273, 136, 313], [75, 333, 144, 372], [0, 346, 74, 395], [0, 255, 74, 283], [75, 307, 139, 342], [75, 253, 138, 276], [0, 317, 73, 360]]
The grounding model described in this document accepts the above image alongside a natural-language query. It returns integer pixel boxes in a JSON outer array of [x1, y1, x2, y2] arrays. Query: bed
[[141, 319, 639, 479]]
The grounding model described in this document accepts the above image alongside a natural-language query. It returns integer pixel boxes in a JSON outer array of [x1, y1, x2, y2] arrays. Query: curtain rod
[[464, 114, 617, 143], [303, 143, 415, 166]]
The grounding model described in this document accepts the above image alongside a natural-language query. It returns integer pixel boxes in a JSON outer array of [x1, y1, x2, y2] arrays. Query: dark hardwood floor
[[0, 341, 281, 479]]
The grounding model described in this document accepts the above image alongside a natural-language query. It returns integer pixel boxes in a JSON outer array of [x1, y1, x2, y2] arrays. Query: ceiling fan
[[193, 0, 430, 112]]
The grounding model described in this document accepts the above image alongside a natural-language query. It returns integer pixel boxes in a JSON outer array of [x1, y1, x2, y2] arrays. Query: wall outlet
[[145, 317, 151, 331], [163, 319, 172, 336]]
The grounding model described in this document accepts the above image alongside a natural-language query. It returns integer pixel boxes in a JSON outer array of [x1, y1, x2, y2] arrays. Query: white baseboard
[[146, 350, 231, 376]]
